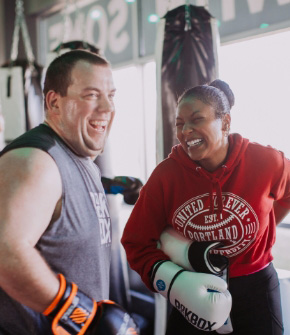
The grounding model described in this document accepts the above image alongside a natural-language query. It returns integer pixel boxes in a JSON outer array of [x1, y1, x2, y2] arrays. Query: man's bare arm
[[0, 148, 62, 312]]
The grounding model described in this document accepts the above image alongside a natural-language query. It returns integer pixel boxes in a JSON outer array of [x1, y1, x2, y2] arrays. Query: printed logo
[[69, 307, 89, 324], [172, 193, 259, 257], [90, 192, 111, 246], [175, 299, 216, 331], [156, 280, 166, 291]]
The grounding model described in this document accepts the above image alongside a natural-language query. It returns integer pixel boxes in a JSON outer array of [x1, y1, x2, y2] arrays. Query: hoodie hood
[[169, 133, 249, 214]]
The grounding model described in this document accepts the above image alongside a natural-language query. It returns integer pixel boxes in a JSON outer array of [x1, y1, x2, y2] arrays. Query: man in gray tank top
[[0, 51, 139, 335]]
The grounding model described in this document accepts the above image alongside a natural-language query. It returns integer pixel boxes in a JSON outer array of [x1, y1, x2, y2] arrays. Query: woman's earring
[[225, 125, 230, 137]]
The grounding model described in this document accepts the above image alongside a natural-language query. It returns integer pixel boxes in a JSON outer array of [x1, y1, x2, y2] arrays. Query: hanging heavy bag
[[0, 0, 44, 143], [156, 4, 219, 160]]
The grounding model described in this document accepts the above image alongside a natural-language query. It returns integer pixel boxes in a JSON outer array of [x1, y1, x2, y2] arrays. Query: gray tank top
[[0, 124, 112, 334]]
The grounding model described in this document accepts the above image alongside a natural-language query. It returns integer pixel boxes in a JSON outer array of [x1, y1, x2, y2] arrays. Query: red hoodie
[[121, 133, 290, 290]]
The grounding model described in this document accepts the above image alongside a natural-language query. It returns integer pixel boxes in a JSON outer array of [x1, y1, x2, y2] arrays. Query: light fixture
[[148, 14, 160, 23], [90, 9, 102, 20]]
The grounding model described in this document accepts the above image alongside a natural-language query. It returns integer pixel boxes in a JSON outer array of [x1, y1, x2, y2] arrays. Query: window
[[110, 29, 290, 224], [219, 30, 290, 224], [109, 62, 157, 183]]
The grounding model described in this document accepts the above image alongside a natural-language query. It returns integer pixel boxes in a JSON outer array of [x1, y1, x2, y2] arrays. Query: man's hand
[[43, 274, 140, 335]]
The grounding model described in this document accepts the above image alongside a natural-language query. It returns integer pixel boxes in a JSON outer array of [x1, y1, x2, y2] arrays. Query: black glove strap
[[167, 269, 186, 301], [150, 260, 170, 285], [43, 274, 97, 335], [188, 241, 229, 276]]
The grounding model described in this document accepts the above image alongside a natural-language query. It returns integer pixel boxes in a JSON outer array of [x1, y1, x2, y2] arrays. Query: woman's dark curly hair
[[177, 79, 235, 118]]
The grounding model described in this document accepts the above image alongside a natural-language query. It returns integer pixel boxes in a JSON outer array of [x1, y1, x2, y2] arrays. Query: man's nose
[[97, 96, 114, 113]]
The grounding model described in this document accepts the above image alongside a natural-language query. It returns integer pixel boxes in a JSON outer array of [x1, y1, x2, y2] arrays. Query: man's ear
[[46, 90, 60, 114]]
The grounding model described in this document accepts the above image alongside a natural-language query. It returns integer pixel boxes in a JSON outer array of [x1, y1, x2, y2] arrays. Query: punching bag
[[0, 60, 44, 136], [0, 0, 44, 143], [157, 4, 219, 160]]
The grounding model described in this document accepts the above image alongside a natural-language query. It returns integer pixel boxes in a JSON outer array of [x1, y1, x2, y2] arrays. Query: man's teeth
[[90, 120, 108, 129], [187, 139, 203, 147]]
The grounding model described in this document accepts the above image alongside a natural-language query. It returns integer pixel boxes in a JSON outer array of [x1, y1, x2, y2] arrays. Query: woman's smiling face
[[176, 98, 230, 171]]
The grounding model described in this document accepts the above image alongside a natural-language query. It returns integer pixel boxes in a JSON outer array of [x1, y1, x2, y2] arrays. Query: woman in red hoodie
[[121, 79, 290, 334]]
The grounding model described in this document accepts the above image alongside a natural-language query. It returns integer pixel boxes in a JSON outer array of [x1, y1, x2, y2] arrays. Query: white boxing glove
[[158, 227, 233, 334], [151, 261, 232, 332], [157, 227, 194, 270]]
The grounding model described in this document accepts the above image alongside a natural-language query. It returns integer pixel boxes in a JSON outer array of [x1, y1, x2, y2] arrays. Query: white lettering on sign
[[221, 0, 290, 22], [62, 12, 87, 43], [221, 0, 235, 22], [86, 5, 108, 51], [48, 23, 64, 50], [48, 0, 130, 56], [108, 0, 130, 54], [247, 0, 265, 13]]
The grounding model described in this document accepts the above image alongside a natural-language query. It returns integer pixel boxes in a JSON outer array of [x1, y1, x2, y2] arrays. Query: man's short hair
[[43, 50, 110, 110]]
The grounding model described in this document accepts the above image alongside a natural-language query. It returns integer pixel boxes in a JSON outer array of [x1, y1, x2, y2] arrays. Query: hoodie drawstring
[[196, 166, 227, 215]]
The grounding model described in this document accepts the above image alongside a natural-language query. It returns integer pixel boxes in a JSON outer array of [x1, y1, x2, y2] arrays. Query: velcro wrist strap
[[43, 274, 66, 316], [167, 269, 185, 302], [152, 261, 183, 299], [188, 241, 228, 276], [43, 273, 97, 335], [150, 260, 169, 284]]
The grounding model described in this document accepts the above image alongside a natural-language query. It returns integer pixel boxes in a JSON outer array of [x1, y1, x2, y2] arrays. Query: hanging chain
[[10, 0, 35, 64], [20, 12, 35, 63], [60, 0, 72, 45], [10, 0, 22, 62], [166, 0, 172, 12], [74, 0, 87, 46], [185, 0, 192, 31], [58, 0, 87, 50], [203, 0, 209, 10]]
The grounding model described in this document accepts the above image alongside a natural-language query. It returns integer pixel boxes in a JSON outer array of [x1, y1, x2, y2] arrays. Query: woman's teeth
[[187, 139, 203, 147]]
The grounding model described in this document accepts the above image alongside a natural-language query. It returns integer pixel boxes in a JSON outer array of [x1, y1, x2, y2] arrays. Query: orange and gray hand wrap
[[43, 274, 97, 335]]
